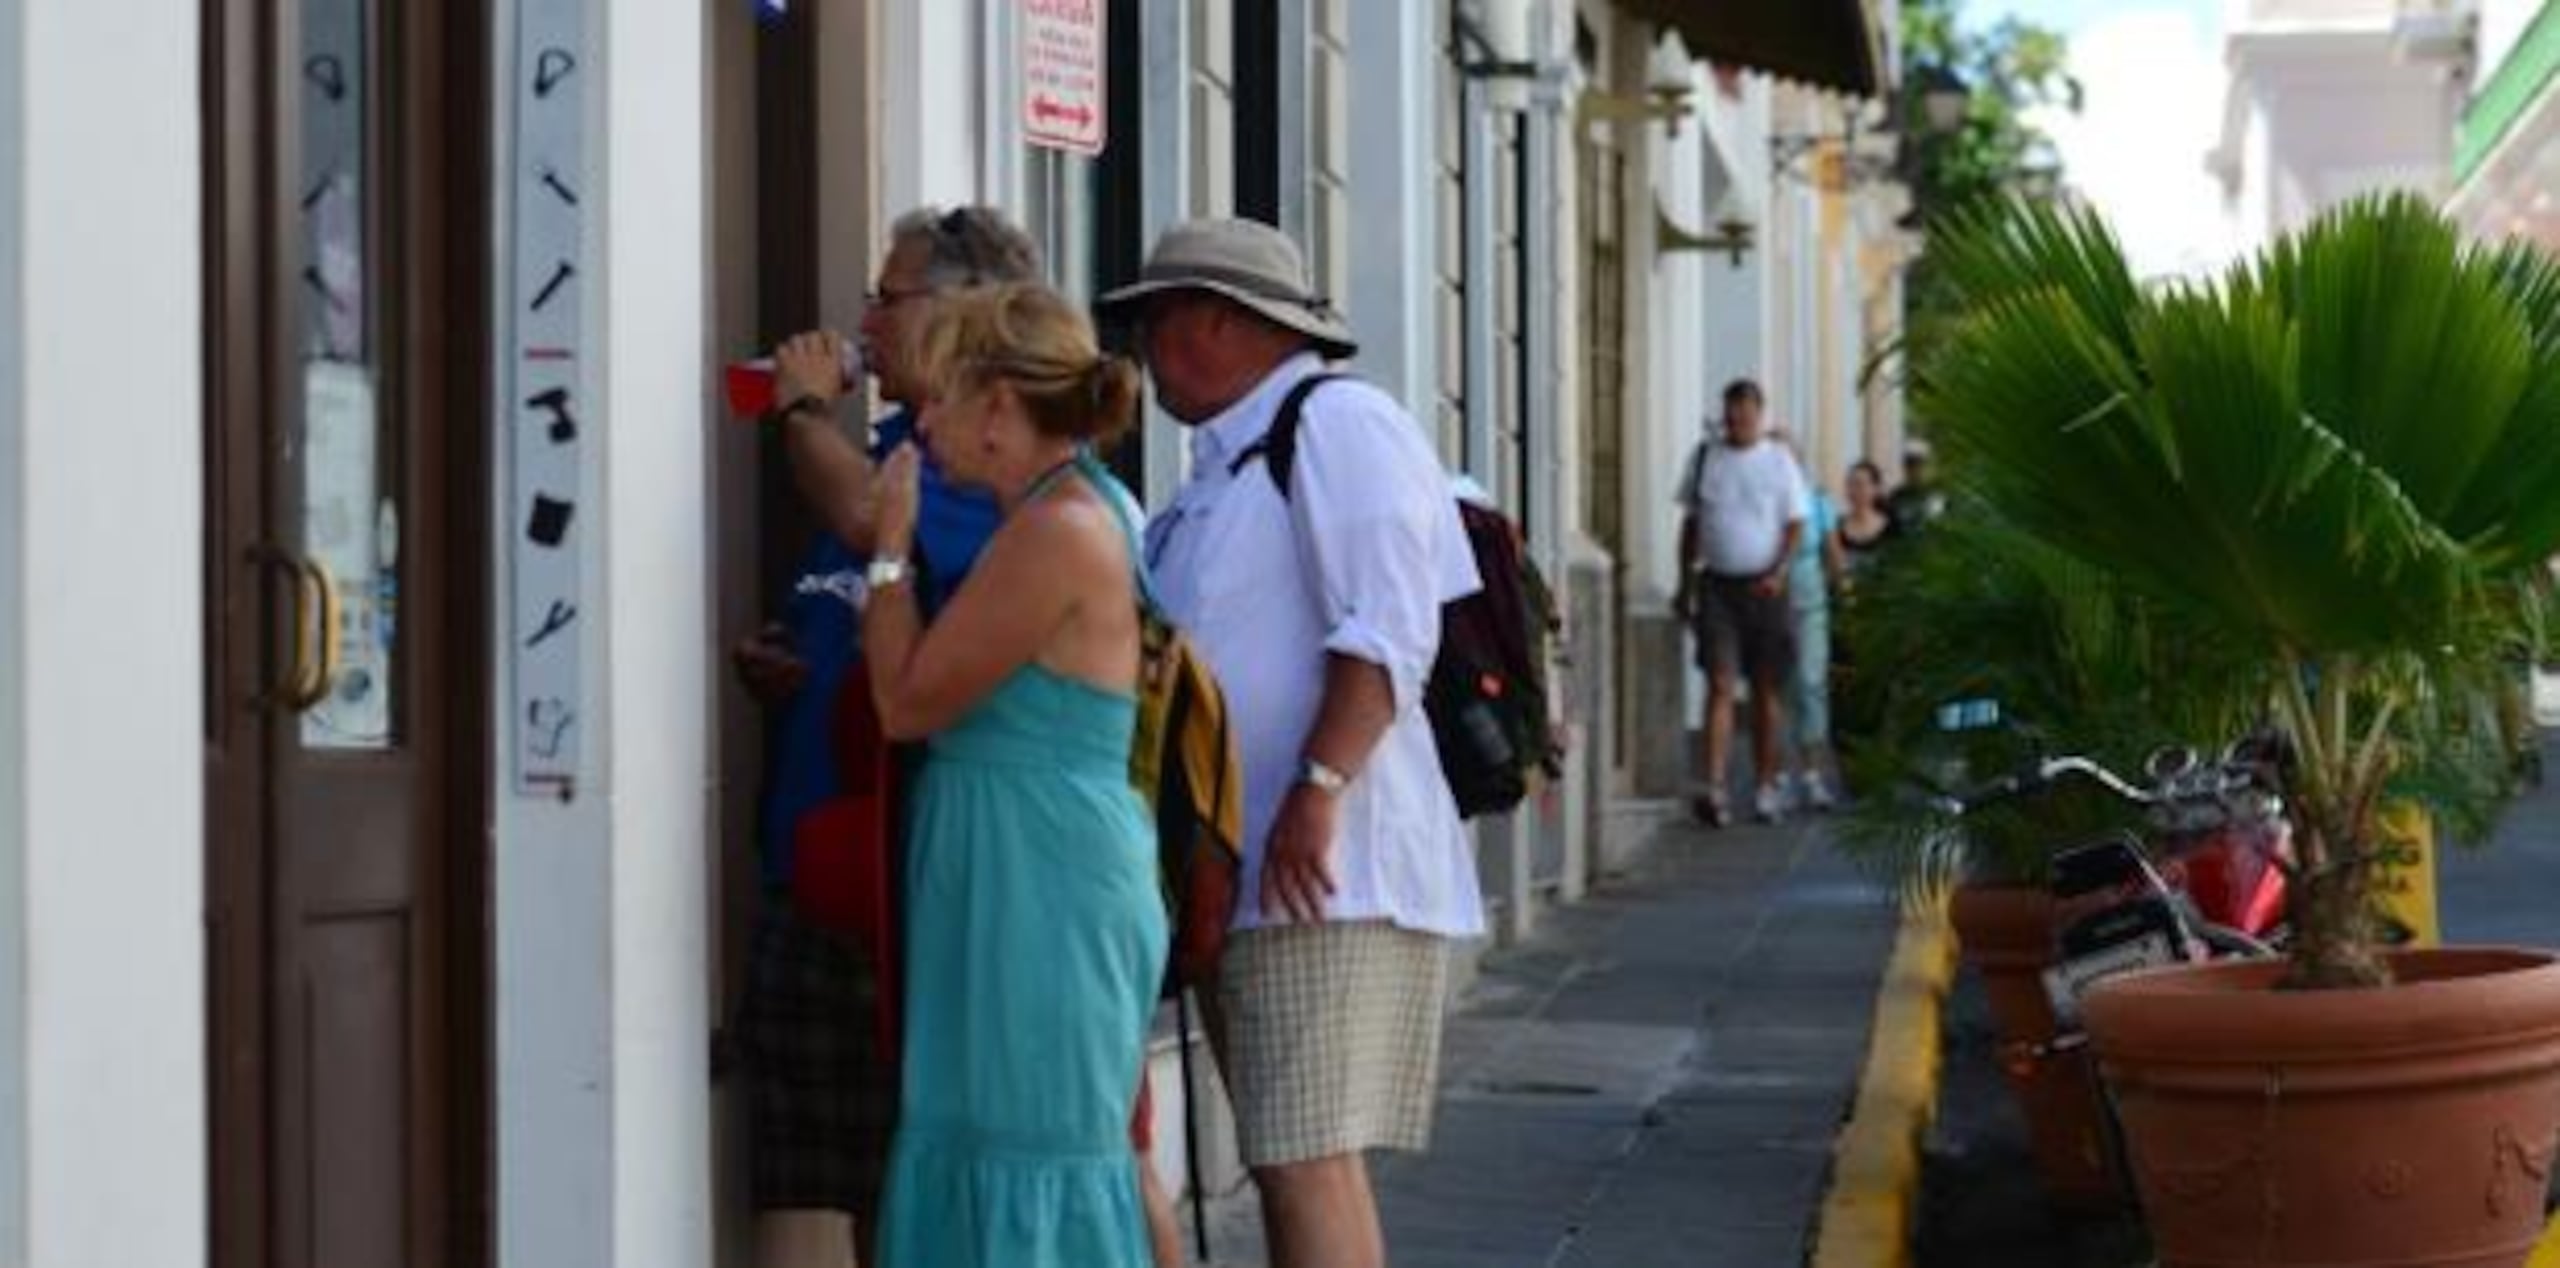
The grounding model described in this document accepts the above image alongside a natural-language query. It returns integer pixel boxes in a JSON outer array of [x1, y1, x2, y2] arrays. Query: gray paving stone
[[1192, 819, 1896, 1265]]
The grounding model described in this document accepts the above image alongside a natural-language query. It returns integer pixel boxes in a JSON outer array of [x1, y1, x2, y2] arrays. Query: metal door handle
[[251, 546, 335, 712], [290, 556, 340, 712]]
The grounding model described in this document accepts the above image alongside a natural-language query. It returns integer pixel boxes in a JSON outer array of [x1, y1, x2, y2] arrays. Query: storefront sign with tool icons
[[508, 0, 588, 797]]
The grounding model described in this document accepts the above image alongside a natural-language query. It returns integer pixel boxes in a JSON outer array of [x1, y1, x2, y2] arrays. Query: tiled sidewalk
[[1198, 814, 1897, 1267]]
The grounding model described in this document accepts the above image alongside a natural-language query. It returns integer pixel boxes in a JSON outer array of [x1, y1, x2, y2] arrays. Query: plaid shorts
[[1217, 921, 1452, 1167], [736, 903, 897, 1213]]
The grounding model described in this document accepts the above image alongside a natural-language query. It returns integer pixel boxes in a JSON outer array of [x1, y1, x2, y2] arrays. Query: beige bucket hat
[[1097, 218, 1358, 360]]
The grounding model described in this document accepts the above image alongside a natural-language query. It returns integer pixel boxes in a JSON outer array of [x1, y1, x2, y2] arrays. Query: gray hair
[[891, 205, 1044, 290]]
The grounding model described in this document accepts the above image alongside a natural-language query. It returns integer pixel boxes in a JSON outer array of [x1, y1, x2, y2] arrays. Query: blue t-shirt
[[1788, 490, 1838, 614], [756, 409, 1001, 888]]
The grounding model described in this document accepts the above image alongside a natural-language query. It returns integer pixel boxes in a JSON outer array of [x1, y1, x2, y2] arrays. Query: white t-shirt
[[1681, 438, 1812, 578]]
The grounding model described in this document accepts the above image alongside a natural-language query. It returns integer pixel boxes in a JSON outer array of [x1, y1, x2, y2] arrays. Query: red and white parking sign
[[1022, 0, 1105, 156]]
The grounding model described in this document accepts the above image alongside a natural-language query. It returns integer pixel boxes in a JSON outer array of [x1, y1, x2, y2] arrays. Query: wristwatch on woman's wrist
[[865, 556, 912, 590]]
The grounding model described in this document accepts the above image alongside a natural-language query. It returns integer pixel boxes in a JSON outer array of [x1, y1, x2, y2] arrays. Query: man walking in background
[[1886, 437, 1946, 535], [1674, 379, 1812, 827]]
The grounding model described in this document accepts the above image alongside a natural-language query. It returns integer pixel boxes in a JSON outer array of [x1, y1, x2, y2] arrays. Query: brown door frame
[[201, 1, 491, 1265]]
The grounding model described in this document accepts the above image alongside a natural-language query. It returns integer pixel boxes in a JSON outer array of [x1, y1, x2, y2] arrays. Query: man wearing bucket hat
[[1886, 436, 1946, 535], [1102, 219, 1485, 1268]]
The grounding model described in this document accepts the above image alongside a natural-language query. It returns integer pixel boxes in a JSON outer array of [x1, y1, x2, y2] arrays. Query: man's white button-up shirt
[[1145, 353, 1487, 938]]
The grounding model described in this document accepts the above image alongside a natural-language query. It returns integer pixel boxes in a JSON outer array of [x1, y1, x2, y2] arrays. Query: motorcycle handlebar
[[1937, 755, 2161, 817]]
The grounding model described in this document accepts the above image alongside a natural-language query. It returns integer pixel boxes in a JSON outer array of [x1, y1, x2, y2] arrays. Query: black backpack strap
[[1226, 372, 1350, 499], [1177, 990, 1211, 1262]]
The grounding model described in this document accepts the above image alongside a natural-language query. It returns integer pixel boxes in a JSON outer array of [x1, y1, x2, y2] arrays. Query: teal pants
[[1788, 603, 1831, 754]]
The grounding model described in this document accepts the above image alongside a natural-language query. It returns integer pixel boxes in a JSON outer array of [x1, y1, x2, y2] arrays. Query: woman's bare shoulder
[[992, 481, 1128, 577]]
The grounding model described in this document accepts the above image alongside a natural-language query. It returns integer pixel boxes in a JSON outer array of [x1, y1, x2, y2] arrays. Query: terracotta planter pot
[[2086, 947, 2560, 1268], [1948, 883, 2123, 1209]]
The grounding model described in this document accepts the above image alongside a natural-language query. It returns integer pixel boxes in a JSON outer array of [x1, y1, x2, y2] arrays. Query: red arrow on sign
[[1030, 96, 1095, 130]]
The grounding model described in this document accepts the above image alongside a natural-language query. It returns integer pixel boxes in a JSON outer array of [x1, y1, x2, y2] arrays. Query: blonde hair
[[911, 283, 1142, 445]]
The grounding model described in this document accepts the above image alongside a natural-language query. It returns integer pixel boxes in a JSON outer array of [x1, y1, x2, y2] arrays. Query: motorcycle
[[1940, 740, 2294, 1040]]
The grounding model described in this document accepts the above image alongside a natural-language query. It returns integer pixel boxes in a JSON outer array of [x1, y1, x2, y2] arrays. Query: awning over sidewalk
[[1620, 0, 1888, 98]]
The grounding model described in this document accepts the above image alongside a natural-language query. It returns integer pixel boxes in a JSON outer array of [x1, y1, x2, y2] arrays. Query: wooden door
[[204, 2, 489, 1265]]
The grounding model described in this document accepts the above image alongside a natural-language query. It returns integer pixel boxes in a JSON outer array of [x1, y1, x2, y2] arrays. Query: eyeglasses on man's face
[[863, 283, 936, 311]]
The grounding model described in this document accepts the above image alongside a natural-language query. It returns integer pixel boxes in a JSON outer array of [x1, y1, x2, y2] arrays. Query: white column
[[1503, 0, 1575, 944], [494, 2, 711, 1265], [1345, 0, 1438, 414], [1273, 0, 1315, 244], [1138, 0, 1194, 508], [1640, 101, 1708, 606], [602, 0, 713, 1262], [1462, 75, 1500, 486], [0, 4, 205, 1265], [877, 1, 984, 213]]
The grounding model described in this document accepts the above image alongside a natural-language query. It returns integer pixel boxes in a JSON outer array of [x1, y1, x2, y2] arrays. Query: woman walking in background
[[1773, 433, 1845, 811], [1835, 460, 1895, 581], [1827, 459, 1896, 794], [792, 283, 1168, 1268]]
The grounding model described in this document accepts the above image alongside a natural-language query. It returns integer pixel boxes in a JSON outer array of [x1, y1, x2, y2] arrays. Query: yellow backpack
[[1082, 455, 1243, 996], [1129, 607, 1243, 996]]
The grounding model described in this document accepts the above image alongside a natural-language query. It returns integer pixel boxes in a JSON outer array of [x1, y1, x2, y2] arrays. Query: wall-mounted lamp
[[1910, 63, 1972, 136], [1771, 119, 1895, 191], [1771, 64, 1969, 191], [1579, 36, 1697, 135], [1657, 196, 1755, 267]]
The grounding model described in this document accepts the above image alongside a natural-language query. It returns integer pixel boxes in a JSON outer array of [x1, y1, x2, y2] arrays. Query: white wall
[[1347, 0, 1442, 419], [1697, 77, 1771, 444], [602, 0, 713, 1256], [2224, 26, 2459, 249], [877, 2, 985, 214], [495, 2, 712, 1266], [0, 4, 206, 1266], [0, 5, 25, 1252], [2236, 0, 2398, 27], [1639, 71, 1710, 606], [493, 3, 612, 1262]]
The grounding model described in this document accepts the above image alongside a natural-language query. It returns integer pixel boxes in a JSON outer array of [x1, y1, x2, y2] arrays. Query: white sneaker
[[1753, 782, 1786, 824], [1799, 771, 1837, 813]]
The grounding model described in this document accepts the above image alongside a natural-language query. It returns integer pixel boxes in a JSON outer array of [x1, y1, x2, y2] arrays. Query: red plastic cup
[[726, 341, 863, 419]]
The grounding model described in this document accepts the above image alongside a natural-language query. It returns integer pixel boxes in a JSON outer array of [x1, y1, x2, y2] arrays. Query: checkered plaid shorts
[[736, 904, 896, 1213], [1217, 920, 1453, 1167]]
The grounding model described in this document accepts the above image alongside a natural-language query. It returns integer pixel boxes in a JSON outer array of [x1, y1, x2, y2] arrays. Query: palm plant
[[1833, 499, 2260, 896], [1915, 194, 2560, 990]]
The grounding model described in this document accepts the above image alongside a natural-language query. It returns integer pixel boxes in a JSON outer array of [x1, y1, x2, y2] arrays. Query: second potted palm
[[1915, 194, 2560, 1268]]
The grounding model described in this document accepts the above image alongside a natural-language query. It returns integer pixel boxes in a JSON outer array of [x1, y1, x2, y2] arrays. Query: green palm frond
[[1917, 194, 2560, 659], [2457, 239, 2560, 564]]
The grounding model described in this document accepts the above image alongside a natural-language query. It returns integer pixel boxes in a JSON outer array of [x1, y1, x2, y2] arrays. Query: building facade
[[2447, 0, 2560, 246], [2210, 0, 2474, 252], [0, 2, 1891, 1264]]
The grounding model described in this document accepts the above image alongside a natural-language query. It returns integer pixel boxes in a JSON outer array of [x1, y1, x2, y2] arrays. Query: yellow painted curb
[[1809, 889, 1960, 1268], [2528, 1209, 2560, 1268]]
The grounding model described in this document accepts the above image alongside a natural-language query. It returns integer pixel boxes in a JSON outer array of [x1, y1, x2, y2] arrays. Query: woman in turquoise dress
[[841, 283, 1167, 1268]]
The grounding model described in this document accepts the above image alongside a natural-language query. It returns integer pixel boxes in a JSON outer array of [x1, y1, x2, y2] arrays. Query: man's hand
[[730, 622, 807, 704], [1752, 569, 1788, 600], [1260, 784, 1342, 925], [1672, 579, 1697, 623], [773, 330, 850, 411]]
